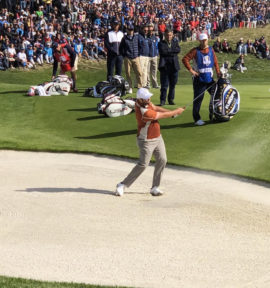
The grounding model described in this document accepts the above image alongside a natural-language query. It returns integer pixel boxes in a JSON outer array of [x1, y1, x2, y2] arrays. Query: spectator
[[158, 29, 181, 106], [26, 44, 36, 68], [147, 23, 160, 89], [232, 54, 247, 73], [246, 39, 256, 55], [7, 43, 16, 69], [44, 42, 53, 64], [104, 20, 124, 81], [236, 37, 247, 55], [213, 37, 222, 53], [16, 47, 28, 68], [222, 38, 233, 53], [119, 24, 142, 93], [138, 25, 150, 88]]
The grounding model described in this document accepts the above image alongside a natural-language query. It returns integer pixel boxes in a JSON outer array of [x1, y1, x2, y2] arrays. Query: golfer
[[115, 88, 185, 196], [182, 33, 220, 126]]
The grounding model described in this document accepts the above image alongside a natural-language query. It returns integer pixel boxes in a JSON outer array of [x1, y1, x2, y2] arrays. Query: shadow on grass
[[76, 121, 224, 139], [16, 187, 114, 195], [77, 115, 105, 121], [251, 97, 270, 100], [68, 107, 97, 112], [76, 129, 137, 139], [0, 90, 26, 94]]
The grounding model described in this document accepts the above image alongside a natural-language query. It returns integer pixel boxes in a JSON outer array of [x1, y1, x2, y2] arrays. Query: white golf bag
[[209, 64, 240, 122], [27, 75, 73, 96], [97, 94, 136, 117]]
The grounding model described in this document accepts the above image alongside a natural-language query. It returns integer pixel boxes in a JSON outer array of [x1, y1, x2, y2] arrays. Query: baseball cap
[[136, 88, 153, 100], [199, 33, 208, 41]]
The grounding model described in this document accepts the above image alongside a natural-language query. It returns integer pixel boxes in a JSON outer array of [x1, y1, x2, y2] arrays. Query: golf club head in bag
[[110, 75, 130, 96]]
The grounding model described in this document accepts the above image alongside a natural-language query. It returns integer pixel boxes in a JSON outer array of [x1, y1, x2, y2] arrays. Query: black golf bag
[[209, 66, 240, 122], [84, 75, 130, 98]]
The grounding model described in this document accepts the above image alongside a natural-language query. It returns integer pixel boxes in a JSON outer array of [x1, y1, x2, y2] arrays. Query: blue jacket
[[138, 34, 150, 56], [119, 34, 139, 59], [148, 35, 159, 57]]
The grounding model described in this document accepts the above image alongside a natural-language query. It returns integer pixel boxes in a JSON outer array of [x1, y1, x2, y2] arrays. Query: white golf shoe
[[194, 119, 205, 126], [115, 183, 125, 196], [150, 186, 163, 196]]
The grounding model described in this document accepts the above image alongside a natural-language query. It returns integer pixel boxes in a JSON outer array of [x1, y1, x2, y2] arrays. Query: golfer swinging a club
[[182, 33, 220, 126], [116, 88, 185, 197]]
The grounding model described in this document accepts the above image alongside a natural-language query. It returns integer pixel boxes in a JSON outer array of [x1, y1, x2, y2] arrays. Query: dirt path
[[0, 150, 270, 288]]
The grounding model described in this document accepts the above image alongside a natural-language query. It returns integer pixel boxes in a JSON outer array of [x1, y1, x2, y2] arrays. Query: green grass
[[0, 276, 130, 288]]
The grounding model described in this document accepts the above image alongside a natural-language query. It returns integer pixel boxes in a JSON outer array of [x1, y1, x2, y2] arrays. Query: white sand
[[0, 150, 270, 288]]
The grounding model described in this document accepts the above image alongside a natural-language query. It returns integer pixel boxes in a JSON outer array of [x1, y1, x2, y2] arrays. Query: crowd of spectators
[[0, 0, 269, 71], [213, 35, 269, 59]]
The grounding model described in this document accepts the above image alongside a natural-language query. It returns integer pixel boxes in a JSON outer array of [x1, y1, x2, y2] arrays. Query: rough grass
[[0, 276, 130, 288]]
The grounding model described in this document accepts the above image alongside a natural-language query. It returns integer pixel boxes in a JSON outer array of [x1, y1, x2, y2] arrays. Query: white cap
[[136, 88, 153, 100], [199, 33, 208, 41]]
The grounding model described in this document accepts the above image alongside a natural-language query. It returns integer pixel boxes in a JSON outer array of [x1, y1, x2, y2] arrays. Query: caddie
[[182, 33, 220, 126]]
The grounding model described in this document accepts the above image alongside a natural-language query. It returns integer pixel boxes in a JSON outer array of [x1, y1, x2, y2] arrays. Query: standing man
[[52, 40, 78, 92], [158, 29, 181, 106], [138, 25, 150, 88], [182, 33, 220, 126], [119, 24, 142, 94], [104, 20, 124, 81], [115, 88, 185, 197], [147, 23, 160, 89]]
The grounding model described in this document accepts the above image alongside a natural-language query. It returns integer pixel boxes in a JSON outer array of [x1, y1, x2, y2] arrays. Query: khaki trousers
[[147, 56, 159, 88], [124, 57, 143, 88], [139, 56, 150, 87], [122, 136, 167, 189]]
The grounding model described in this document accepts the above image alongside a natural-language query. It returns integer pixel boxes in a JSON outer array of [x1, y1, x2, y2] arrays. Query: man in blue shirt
[[147, 23, 160, 89]]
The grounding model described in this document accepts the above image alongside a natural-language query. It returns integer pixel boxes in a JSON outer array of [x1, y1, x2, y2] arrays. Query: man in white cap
[[182, 33, 220, 125], [115, 88, 185, 196]]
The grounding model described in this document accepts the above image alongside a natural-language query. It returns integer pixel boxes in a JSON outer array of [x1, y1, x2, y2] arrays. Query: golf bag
[[209, 64, 240, 122], [27, 75, 73, 96], [97, 93, 136, 117], [84, 75, 130, 98]]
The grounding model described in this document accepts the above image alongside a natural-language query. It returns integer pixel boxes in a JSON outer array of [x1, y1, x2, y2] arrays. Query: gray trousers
[[122, 136, 167, 188]]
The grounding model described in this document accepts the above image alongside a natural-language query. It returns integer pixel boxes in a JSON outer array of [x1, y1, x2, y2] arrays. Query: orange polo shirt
[[135, 102, 160, 140]]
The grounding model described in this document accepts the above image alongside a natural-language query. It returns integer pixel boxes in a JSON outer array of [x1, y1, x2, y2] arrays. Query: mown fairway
[[0, 27, 269, 183]]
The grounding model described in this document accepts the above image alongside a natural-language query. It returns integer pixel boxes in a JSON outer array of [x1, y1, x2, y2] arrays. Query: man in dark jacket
[[104, 20, 124, 81], [119, 24, 142, 93], [158, 29, 181, 106]]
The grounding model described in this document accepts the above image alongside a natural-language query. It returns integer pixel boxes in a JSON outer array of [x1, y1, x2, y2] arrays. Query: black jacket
[[158, 38, 180, 71], [119, 34, 139, 59]]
